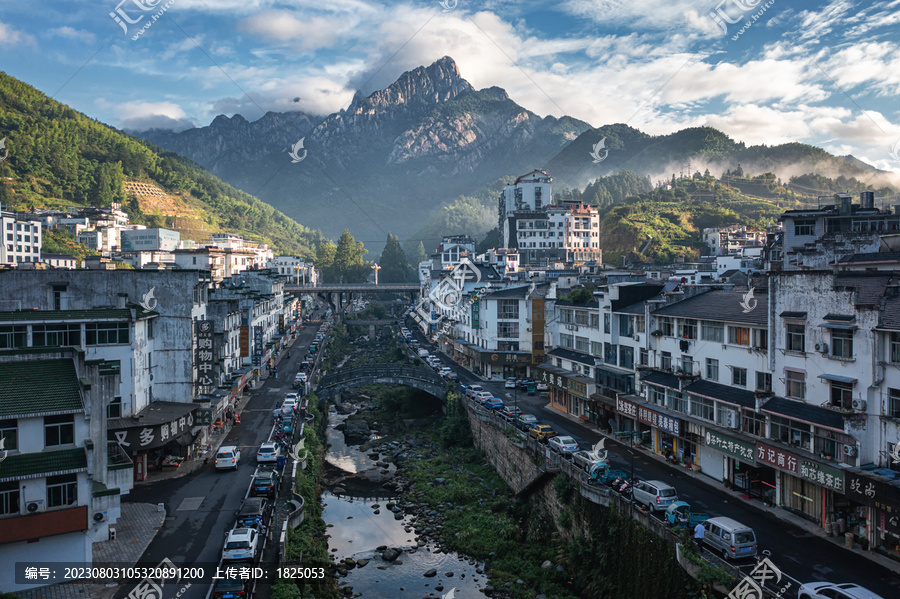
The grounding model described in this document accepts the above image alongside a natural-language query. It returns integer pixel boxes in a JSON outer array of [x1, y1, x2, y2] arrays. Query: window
[[0, 325, 27, 349], [732, 367, 747, 387], [888, 388, 900, 418], [605, 343, 617, 364], [743, 410, 766, 437], [590, 313, 600, 329], [604, 313, 610, 334], [559, 309, 575, 324], [679, 319, 698, 340], [681, 355, 693, 374], [659, 317, 674, 337], [661, 351, 672, 371], [830, 381, 853, 409], [0, 419, 17, 451], [786, 324, 805, 352], [497, 322, 519, 338], [728, 326, 750, 346], [636, 316, 645, 333], [639, 348, 648, 366], [46, 473, 77, 508], [618, 315, 634, 337], [45, 414, 75, 447], [85, 322, 130, 345], [649, 386, 665, 406], [701, 321, 724, 342], [575, 311, 589, 326], [620, 346, 634, 369], [794, 219, 815, 236], [32, 324, 81, 347], [754, 329, 768, 350], [0, 481, 20, 515], [770, 416, 811, 450], [892, 333, 900, 363], [497, 299, 519, 320], [107, 397, 122, 419], [706, 358, 719, 381], [591, 341, 603, 356], [559, 334, 574, 349], [575, 336, 589, 353], [831, 329, 853, 359], [756, 372, 772, 392], [786, 370, 806, 400], [689, 394, 715, 421]]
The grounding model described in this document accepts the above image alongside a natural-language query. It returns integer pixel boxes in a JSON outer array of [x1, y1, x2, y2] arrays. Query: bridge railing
[[318, 365, 444, 388]]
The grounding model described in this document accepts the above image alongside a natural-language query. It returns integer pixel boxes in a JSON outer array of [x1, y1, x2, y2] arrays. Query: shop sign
[[846, 472, 900, 508], [799, 459, 845, 492], [471, 297, 480, 329], [253, 326, 263, 367], [239, 326, 249, 357], [195, 320, 215, 392], [482, 352, 531, 366], [110, 411, 195, 450], [756, 443, 799, 474], [617, 396, 639, 419], [637, 405, 680, 435], [539, 369, 565, 390], [195, 408, 212, 426], [704, 430, 755, 463], [279, 314, 285, 335]]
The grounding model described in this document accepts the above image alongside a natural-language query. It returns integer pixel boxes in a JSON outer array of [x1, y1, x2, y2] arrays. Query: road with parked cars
[[117, 309, 329, 599], [405, 319, 900, 599]]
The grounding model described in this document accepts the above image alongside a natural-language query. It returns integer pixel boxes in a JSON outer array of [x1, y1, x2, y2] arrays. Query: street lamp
[[371, 263, 381, 286]]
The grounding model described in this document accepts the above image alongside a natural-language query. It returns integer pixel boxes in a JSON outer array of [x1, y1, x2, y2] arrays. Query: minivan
[[632, 480, 678, 512], [701, 516, 757, 560]]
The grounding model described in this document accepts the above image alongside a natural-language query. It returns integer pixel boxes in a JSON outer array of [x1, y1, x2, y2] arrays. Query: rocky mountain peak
[[351, 55, 473, 114]]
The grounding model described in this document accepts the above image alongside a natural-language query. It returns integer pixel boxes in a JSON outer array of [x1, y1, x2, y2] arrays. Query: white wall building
[[1, 210, 42, 265]]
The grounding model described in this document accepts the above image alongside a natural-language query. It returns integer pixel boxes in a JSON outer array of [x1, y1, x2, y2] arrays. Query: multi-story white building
[[267, 256, 318, 285], [120, 227, 181, 252], [0, 348, 132, 590], [438, 235, 476, 268], [209, 233, 274, 268], [1, 209, 41, 265], [703, 225, 767, 255]]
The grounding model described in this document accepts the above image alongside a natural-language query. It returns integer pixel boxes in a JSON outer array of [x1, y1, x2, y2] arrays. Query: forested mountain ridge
[[0, 71, 326, 258]]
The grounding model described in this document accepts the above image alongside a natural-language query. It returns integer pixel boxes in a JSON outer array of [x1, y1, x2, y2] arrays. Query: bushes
[[553, 472, 574, 503]]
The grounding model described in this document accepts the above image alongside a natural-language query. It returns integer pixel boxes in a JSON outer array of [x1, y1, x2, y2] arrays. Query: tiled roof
[[0, 447, 88, 482], [641, 371, 680, 390], [651, 289, 768, 326], [610, 283, 665, 312], [548, 347, 595, 365], [760, 396, 845, 431], [684, 379, 756, 408], [0, 309, 132, 322], [833, 272, 893, 307], [484, 286, 531, 300], [881, 295, 900, 330], [839, 252, 900, 263], [0, 359, 83, 418], [615, 301, 646, 315], [107, 400, 198, 430]]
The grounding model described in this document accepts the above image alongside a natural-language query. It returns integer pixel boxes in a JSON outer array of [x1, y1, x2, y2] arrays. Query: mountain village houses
[[2, 168, 900, 581]]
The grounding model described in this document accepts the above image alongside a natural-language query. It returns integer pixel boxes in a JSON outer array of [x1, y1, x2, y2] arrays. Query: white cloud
[[46, 27, 96, 44], [239, 11, 344, 50], [111, 100, 195, 131], [0, 21, 34, 46]]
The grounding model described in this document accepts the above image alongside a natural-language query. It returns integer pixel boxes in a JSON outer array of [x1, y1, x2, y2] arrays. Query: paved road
[[408, 321, 900, 599], [117, 311, 325, 599]]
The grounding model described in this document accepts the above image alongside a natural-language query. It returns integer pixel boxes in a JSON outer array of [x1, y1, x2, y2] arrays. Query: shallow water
[[325, 409, 376, 474]]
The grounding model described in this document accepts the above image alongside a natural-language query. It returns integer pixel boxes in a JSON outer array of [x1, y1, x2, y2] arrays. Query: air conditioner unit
[[565, 324, 578, 331], [814, 342, 829, 354], [725, 412, 738, 429], [851, 399, 867, 411], [93, 511, 107, 523], [25, 501, 45, 514], [843, 444, 858, 457]]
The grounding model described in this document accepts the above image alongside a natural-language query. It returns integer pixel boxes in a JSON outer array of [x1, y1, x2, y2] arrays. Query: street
[[117, 311, 324, 599]]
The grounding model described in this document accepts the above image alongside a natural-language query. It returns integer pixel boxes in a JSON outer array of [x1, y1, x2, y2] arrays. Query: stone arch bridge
[[315, 365, 447, 402]]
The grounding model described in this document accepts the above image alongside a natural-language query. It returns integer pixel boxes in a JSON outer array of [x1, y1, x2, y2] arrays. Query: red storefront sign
[[756, 443, 799, 474], [239, 326, 250, 357]]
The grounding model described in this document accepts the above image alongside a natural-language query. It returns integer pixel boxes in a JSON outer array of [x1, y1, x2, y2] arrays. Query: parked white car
[[215, 446, 241, 470], [256, 442, 280, 463], [548, 436, 580, 455], [222, 528, 260, 563]]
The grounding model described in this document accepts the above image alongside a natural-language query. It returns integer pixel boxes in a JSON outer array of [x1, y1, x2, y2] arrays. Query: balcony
[[107, 441, 133, 471]]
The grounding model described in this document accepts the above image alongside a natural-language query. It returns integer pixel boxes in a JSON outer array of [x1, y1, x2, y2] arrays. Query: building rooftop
[[651, 289, 768, 326], [0, 359, 84, 418], [0, 447, 88, 483], [760, 396, 845, 431]]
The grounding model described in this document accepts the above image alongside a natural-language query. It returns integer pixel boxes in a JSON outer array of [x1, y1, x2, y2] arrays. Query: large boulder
[[343, 419, 370, 444]]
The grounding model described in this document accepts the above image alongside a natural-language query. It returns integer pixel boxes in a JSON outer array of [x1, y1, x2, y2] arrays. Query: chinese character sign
[[799, 459, 844, 492], [756, 443, 799, 474], [196, 320, 215, 392], [617, 397, 638, 419], [253, 326, 263, 367], [704, 430, 755, 463]]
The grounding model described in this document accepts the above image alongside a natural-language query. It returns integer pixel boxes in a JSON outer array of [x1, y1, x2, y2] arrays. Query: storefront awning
[[108, 401, 198, 451], [818, 323, 857, 330], [760, 396, 845, 431], [817, 373, 857, 384]]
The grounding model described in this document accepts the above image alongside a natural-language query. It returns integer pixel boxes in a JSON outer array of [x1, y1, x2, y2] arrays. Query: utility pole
[[371, 263, 381, 286]]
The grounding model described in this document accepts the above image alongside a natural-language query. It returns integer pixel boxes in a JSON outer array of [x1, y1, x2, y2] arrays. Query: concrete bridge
[[284, 283, 419, 312], [315, 364, 447, 401]]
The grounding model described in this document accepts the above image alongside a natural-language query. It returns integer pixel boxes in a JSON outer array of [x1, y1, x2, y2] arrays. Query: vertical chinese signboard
[[195, 320, 214, 394], [239, 326, 249, 357], [253, 326, 263, 367], [471, 296, 480, 329], [279, 314, 285, 335]]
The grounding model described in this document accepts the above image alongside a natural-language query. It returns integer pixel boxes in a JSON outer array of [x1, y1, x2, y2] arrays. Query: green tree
[[316, 241, 337, 281], [412, 241, 428, 265], [332, 229, 369, 283], [379, 232, 413, 283]]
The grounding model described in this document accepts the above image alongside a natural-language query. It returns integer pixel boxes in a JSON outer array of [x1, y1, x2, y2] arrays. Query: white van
[[702, 517, 757, 560]]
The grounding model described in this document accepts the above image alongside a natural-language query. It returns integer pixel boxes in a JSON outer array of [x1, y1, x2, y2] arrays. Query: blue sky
[[1, 0, 900, 173]]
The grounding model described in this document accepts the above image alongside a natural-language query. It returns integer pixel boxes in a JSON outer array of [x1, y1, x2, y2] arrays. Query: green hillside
[[0, 72, 325, 258]]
